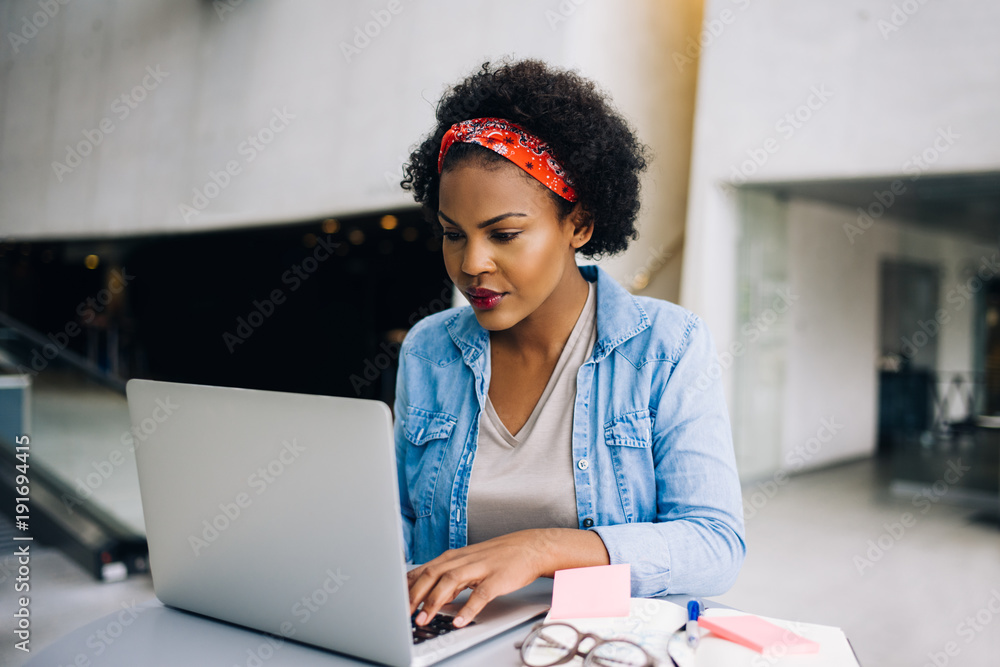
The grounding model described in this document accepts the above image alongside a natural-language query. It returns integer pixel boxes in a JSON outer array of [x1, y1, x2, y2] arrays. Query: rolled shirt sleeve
[[590, 313, 746, 597]]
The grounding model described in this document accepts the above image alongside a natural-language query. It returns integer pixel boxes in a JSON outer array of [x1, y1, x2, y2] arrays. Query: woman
[[396, 59, 744, 629]]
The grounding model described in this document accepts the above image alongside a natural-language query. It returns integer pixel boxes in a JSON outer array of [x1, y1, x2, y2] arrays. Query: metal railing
[[0, 309, 146, 580]]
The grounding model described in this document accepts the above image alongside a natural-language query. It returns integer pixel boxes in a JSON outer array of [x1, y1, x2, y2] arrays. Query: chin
[[473, 310, 516, 331]]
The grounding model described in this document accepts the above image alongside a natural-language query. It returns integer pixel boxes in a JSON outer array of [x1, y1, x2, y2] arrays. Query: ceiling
[[739, 171, 1000, 244]]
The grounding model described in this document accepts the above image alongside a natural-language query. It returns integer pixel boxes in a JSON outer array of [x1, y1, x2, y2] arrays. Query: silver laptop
[[126, 379, 550, 667]]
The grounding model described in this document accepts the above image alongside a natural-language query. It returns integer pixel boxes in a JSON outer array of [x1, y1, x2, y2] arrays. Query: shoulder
[[400, 306, 467, 364], [621, 296, 710, 364]]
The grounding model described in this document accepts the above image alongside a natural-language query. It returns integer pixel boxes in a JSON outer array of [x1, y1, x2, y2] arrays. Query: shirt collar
[[444, 263, 650, 366]]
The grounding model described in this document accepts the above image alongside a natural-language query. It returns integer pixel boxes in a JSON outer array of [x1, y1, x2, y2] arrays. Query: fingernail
[[454, 616, 465, 627], [416, 611, 427, 625]]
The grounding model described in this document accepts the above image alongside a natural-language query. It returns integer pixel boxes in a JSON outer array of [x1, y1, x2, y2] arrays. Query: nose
[[460, 235, 495, 276]]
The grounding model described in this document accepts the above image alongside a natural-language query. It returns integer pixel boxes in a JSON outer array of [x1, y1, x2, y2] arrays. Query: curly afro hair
[[400, 58, 651, 260]]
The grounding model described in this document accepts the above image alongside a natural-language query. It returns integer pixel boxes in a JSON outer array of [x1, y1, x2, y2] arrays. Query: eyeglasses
[[516, 621, 656, 667]]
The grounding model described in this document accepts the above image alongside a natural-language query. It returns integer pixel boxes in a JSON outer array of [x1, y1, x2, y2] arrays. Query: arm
[[590, 313, 746, 597], [393, 341, 415, 564], [407, 526, 609, 628]]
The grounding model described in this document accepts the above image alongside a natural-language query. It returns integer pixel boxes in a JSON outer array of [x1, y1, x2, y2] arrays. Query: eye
[[441, 231, 521, 243]]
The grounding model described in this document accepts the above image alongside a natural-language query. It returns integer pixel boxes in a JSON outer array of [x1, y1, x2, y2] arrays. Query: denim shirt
[[392, 263, 746, 597]]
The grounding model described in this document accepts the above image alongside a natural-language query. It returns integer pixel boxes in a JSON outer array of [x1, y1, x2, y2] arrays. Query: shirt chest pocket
[[602, 408, 655, 520], [604, 408, 653, 448], [402, 406, 457, 518]]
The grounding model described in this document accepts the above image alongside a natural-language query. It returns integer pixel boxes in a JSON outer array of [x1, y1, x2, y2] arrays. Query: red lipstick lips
[[465, 287, 505, 310]]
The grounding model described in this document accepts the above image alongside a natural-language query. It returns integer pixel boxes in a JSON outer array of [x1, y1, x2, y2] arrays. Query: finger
[[414, 570, 474, 625], [406, 565, 424, 587], [407, 568, 426, 615], [407, 550, 464, 615], [452, 584, 496, 628], [409, 566, 452, 619]]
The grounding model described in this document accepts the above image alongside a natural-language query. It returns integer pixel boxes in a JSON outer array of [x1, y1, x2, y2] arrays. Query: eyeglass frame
[[514, 620, 657, 667]]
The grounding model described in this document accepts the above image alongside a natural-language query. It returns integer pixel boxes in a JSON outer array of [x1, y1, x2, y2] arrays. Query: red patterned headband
[[437, 117, 578, 202]]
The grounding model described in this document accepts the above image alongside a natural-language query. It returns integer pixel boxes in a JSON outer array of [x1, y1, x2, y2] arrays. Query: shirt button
[[582, 518, 594, 528], [577, 458, 589, 470]]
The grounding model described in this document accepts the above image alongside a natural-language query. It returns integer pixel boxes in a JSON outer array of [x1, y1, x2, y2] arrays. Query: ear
[[569, 204, 595, 250]]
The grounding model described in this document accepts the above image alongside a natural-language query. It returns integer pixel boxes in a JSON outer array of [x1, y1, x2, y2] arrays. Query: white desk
[[25, 580, 718, 666]]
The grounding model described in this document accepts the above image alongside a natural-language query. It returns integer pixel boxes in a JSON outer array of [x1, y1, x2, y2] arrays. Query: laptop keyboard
[[411, 612, 476, 644]]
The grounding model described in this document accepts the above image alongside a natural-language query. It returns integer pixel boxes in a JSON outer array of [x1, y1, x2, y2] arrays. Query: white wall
[[781, 198, 994, 472], [562, 0, 702, 301], [0, 0, 564, 238], [681, 0, 1000, 476], [683, 0, 1000, 365], [0, 1, 702, 309]]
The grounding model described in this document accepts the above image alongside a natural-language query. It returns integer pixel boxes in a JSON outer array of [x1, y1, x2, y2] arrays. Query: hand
[[407, 529, 552, 628]]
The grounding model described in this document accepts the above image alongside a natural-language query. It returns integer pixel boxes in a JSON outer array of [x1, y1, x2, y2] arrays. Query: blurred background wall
[[0, 0, 700, 304], [681, 0, 1000, 478], [0, 0, 704, 403]]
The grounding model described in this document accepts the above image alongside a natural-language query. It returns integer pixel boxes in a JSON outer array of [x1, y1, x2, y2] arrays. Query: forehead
[[438, 161, 556, 217]]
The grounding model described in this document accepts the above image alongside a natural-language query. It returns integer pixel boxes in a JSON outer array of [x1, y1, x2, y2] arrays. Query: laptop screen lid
[[126, 379, 414, 667]]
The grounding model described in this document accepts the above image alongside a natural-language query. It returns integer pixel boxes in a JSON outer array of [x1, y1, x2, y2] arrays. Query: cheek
[[517, 231, 567, 275], [441, 244, 463, 271], [438, 230, 562, 282]]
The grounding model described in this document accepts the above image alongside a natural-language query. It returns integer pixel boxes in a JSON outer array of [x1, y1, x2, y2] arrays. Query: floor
[[713, 457, 1000, 667], [1, 456, 997, 667]]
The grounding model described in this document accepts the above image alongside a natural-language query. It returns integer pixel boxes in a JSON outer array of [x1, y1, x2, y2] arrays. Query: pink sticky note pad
[[548, 564, 631, 619], [700, 615, 820, 654]]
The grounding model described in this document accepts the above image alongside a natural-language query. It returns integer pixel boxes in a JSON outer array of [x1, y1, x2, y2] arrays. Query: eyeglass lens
[[520, 623, 650, 667]]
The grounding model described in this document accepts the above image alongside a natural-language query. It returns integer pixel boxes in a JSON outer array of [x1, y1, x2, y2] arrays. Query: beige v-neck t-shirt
[[466, 279, 597, 545]]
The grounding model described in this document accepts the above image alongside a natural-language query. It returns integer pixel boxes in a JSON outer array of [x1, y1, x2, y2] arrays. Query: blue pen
[[686, 599, 701, 649]]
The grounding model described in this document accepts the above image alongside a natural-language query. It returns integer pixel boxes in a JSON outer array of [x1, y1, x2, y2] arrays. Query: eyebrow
[[437, 210, 527, 229]]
